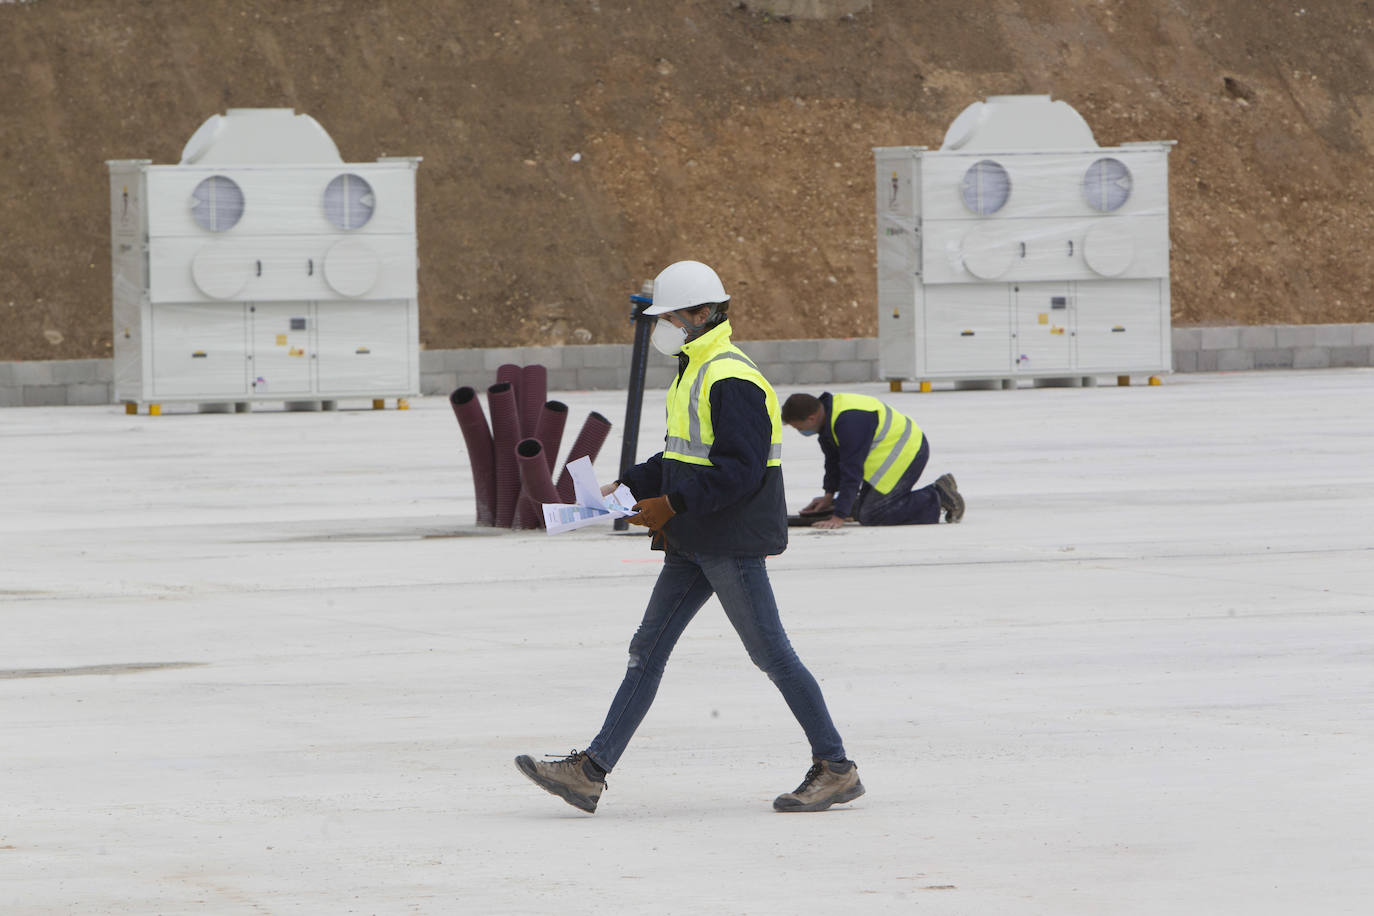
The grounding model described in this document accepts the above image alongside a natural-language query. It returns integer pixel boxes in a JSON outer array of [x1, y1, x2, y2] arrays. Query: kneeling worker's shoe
[[515, 750, 606, 813], [934, 473, 965, 523], [773, 757, 865, 812]]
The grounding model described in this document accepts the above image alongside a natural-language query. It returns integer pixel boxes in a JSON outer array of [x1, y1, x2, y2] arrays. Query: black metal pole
[[613, 282, 655, 531]]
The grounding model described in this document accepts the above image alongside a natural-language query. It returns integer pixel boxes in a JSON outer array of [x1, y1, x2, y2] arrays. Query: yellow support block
[[889, 380, 903, 393], [125, 402, 137, 415], [919, 381, 932, 393], [1148, 376, 1163, 386], [372, 399, 386, 410], [149, 404, 161, 416], [1118, 375, 1131, 387], [397, 398, 410, 410]]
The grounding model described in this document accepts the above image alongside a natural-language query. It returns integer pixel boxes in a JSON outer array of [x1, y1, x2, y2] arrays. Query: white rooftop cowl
[[940, 95, 1098, 152], [179, 108, 343, 165]]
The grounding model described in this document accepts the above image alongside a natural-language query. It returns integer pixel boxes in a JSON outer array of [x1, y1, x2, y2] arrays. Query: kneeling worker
[[780, 392, 964, 529]]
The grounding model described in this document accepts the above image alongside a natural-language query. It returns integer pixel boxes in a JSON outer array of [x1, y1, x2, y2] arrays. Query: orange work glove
[[628, 495, 676, 532]]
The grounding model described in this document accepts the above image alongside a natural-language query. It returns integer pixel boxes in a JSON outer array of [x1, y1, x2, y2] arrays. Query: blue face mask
[[799, 428, 819, 437]]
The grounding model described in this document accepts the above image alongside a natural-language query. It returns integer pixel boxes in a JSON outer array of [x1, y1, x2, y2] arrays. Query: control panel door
[[250, 302, 315, 396], [1013, 282, 1074, 373]]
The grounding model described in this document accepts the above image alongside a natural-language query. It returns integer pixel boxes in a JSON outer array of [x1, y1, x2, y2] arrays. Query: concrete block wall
[[420, 324, 1372, 394], [417, 337, 883, 395], [1170, 323, 1374, 372], [0, 358, 115, 408], [2, 324, 1370, 407]]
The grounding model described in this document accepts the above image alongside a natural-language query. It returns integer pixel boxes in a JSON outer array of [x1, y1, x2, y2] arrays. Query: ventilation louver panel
[[960, 160, 1011, 216], [323, 173, 376, 230], [190, 176, 245, 232], [1083, 157, 1132, 212]]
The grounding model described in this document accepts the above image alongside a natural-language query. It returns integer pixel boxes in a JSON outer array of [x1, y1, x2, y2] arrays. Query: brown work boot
[[933, 473, 965, 523], [514, 750, 606, 813], [773, 757, 865, 812]]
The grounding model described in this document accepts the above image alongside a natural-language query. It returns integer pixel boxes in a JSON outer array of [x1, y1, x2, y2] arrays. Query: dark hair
[[702, 301, 728, 330], [680, 301, 729, 335], [781, 393, 821, 423]]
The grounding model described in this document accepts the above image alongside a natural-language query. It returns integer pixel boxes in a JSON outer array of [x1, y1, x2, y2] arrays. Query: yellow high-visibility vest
[[662, 322, 782, 468], [829, 393, 922, 493]]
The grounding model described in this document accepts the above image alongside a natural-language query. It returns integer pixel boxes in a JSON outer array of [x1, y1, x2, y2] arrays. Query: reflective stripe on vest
[[663, 330, 783, 467], [830, 392, 922, 493]]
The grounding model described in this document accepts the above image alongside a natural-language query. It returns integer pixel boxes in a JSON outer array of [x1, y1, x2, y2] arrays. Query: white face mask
[[650, 319, 689, 356]]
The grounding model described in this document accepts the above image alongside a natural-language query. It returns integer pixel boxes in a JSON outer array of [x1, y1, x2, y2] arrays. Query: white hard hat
[[644, 260, 730, 315]]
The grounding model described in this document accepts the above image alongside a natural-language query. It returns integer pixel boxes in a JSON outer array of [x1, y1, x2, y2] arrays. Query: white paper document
[[542, 456, 638, 534]]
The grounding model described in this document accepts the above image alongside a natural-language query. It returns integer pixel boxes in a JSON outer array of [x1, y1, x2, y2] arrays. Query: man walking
[[515, 261, 862, 814]]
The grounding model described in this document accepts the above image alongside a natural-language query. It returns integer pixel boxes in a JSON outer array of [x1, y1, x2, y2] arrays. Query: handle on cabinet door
[[255, 260, 262, 277], [1067, 240, 1074, 257], [307, 258, 314, 276], [1019, 242, 1026, 258]]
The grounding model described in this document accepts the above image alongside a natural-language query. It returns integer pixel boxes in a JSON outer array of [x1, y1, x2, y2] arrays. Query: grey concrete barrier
[[3, 324, 1370, 407]]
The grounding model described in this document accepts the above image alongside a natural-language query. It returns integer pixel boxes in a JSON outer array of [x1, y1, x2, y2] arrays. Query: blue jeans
[[852, 435, 942, 526], [585, 551, 847, 772]]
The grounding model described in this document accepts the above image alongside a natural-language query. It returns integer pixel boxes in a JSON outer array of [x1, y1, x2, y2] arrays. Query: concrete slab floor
[[2, 369, 1372, 914]]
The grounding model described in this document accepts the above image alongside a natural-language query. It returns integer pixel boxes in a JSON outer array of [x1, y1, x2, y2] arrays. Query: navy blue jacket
[[816, 391, 879, 519], [620, 363, 787, 557]]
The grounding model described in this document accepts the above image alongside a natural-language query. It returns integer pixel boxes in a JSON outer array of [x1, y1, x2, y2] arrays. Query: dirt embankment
[[2, 0, 1371, 361]]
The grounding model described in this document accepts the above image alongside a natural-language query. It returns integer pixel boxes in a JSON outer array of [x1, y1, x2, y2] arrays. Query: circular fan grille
[[1083, 158, 1133, 212], [960, 160, 1011, 216], [323, 173, 376, 230], [190, 176, 245, 232]]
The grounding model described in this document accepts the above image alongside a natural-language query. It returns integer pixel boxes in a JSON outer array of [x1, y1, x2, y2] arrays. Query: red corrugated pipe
[[487, 382, 522, 528], [532, 400, 568, 475], [513, 466, 544, 529], [515, 438, 563, 530], [519, 364, 547, 442], [512, 396, 568, 528], [514, 493, 543, 530], [448, 386, 496, 526], [555, 411, 613, 503], [496, 363, 522, 432]]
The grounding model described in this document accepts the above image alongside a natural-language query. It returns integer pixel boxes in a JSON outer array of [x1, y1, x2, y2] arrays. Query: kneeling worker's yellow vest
[[829, 393, 922, 493], [663, 322, 783, 468]]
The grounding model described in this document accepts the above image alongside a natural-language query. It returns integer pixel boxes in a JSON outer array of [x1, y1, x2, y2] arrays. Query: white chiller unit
[[875, 95, 1174, 388], [108, 108, 421, 412]]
